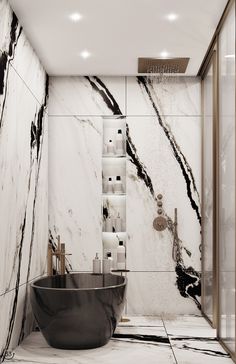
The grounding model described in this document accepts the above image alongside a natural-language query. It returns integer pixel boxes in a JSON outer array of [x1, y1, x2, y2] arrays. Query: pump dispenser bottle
[[117, 241, 126, 270], [107, 139, 115, 155], [106, 252, 114, 270], [116, 129, 124, 155], [103, 254, 112, 273], [114, 176, 123, 194], [115, 213, 122, 232], [93, 253, 101, 274], [106, 177, 113, 193]]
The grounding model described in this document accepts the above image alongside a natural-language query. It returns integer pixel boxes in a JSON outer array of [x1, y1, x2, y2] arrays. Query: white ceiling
[[9, 0, 228, 76]]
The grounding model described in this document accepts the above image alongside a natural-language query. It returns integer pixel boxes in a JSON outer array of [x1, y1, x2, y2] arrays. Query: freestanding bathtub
[[30, 273, 127, 349]]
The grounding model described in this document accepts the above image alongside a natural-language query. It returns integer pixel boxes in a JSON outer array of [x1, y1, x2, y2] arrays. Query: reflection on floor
[[6, 316, 233, 364]]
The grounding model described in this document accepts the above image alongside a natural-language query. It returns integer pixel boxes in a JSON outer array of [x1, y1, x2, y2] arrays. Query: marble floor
[[5, 316, 233, 364]]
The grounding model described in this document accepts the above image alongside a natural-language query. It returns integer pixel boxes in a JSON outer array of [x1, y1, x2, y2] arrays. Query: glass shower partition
[[202, 57, 216, 326], [218, 1, 236, 357]]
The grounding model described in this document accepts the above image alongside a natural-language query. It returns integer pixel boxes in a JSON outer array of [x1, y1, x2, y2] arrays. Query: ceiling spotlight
[[160, 50, 170, 58], [69, 13, 82, 22], [225, 54, 235, 58], [80, 50, 91, 59], [166, 13, 178, 22]]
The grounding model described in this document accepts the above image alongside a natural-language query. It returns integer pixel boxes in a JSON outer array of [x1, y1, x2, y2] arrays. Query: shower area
[[201, 0, 236, 360]]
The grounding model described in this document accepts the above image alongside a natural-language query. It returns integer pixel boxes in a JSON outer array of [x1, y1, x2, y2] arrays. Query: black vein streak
[[112, 333, 170, 344], [137, 76, 201, 225], [85, 76, 155, 196]]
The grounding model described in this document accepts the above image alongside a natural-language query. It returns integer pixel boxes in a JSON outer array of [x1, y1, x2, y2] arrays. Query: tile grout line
[[0, 273, 45, 297], [161, 317, 178, 364]]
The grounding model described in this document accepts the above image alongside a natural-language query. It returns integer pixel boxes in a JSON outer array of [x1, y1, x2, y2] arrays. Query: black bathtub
[[30, 273, 127, 349]]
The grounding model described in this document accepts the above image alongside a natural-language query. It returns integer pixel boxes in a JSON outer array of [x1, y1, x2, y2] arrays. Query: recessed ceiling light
[[166, 13, 179, 22], [160, 50, 170, 58], [80, 50, 91, 59], [69, 13, 82, 22], [225, 54, 235, 58]]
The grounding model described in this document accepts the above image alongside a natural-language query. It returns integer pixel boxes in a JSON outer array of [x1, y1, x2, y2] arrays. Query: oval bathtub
[[30, 273, 127, 349]]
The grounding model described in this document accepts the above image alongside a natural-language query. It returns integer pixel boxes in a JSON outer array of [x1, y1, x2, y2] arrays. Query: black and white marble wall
[[126, 77, 201, 314], [0, 0, 48, 361], [49, 75, 201, 314]]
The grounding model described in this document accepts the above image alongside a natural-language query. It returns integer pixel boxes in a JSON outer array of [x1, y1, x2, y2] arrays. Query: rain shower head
[[138, 57, 190, 73]]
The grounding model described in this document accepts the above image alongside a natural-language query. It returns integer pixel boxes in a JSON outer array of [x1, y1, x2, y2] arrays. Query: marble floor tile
[[6, 316, 233, 364], [170, 337, 232, 364], [164, 315, 216, 338], [118, 315, 163, 327], [8, 331, 176, 364]]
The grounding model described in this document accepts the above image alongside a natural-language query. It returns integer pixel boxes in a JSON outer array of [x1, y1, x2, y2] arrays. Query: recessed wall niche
[[102, 116, 127, 267]]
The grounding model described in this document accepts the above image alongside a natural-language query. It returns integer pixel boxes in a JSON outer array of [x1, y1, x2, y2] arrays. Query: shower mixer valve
[[153, 194, 168, 231]]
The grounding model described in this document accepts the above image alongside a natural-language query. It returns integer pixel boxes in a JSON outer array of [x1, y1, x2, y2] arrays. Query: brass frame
[[200, 0, 236, 361], [201, 49, 218, 329]]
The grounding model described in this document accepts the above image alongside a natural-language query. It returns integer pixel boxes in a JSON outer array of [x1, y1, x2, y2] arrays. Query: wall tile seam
[[47, 114, 202, 118], [0, 273, 46, 297], [69, 270, 201, 273], [0, 48, 48, 112]]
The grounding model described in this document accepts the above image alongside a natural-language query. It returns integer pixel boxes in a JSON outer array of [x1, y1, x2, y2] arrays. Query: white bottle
[[106, 177, 113, 193], [106, 252, 114, 270], [116, 129, 124, 155], [114, 176, 123, 194], [105, 215, 113, 232], [115, 213, 122, 232], [93, 253, 101, 274], [117, 241, 126, 270], [107, 139, 115, 155], [103, 256, 111, 274]]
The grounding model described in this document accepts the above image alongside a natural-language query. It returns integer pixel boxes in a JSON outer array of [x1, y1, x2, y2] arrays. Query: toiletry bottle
[[116, 129, 124, 155], [115, 213, 122, 232], [106, 177, 113, 193], [103, 255, 111, 274], [106, 252, 114, 270], [114, 176, 123, 194], [93, 253, 101, 274], [107, 139, 115, 155], [105, 215, 113, 232], [117, 241, 126, 270]]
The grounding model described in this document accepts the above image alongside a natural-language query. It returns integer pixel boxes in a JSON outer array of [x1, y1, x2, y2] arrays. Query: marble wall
[[0, 0, 48, 361], [49, 75, 201, 315]]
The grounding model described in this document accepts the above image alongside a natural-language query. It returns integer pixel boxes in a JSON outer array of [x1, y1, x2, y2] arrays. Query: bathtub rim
[[31, 272, 127, 292]]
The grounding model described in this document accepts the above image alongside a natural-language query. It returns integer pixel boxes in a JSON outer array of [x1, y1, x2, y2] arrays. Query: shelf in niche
[[102, 193, 126, 196], [102, 155, 126, 159], [102, 232, 126, 236]]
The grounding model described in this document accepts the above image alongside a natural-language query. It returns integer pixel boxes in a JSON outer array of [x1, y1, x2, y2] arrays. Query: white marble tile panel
[[0, 63, 48, 295], [126, 76, 201, 116], [127, 116, 201, 272], [0, 282, 36, 361], [127, 272, 200, 316], [49, 76, 125, 116], [48, 116, 103, 271]]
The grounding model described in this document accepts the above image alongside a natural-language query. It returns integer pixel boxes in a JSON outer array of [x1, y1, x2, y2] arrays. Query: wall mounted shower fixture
[[153, 194, 168, 231], [138, 57, 190, 73]]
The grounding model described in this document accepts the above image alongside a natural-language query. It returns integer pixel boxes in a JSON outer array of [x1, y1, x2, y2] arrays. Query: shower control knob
[[157, 194, 163, 200], [158, 208, 163, 215], [153, 216, 167, 231], [157, 201, 163, 207]]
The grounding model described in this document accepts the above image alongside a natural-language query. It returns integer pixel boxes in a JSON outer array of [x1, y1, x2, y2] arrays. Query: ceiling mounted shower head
[[138, 57, 190, 73]]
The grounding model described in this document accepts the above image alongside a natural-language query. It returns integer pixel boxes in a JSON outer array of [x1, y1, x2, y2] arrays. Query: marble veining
[[49, 75, 201, 315], [48, 116, 103, 272], [0, 0, 48, 361], [5, 316, 233, 364]]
